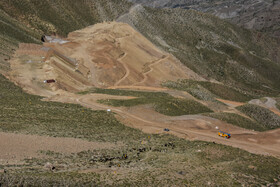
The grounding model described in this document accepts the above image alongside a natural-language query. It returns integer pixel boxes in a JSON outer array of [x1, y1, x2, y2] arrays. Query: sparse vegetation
[[0, 0, 132, 36], [129, 0, 280, 38], [0, 0, 132, 72], [90, 88, 212, 116], [121, 6, 280, 96], [275, 97, 280, 110], [204, 112, 267, 131], [0, 1, 280, 186], [163, 80, 253, 102], [0, 75, 147, 143], [237, 104, 280, 130], [154, 98, 212, 116], [1, 135, 280, 186], [259, 97, 268, 103], [1, 75, 279, 185], [163, 80, 217, 101]]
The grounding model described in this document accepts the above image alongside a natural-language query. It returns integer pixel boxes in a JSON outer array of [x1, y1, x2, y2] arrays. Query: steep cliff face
[[128, 0, 280, 38]]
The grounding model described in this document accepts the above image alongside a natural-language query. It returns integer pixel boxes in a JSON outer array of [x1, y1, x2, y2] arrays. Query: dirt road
[[5, 21, 280, 159], [132, 55, 170, 86], [46, 92, 280, 158]]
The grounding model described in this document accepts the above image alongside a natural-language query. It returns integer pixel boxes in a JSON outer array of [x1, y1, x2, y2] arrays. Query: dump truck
[[218, 131, 231, 139], [44, 79, 56, 83]]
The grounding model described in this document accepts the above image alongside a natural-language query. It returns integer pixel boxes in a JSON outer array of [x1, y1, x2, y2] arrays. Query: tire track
[[133, 55, 169, 86], [113, 52, 129, 86]]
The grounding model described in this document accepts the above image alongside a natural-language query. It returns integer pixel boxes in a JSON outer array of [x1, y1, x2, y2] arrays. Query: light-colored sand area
[[7, 22, 201, 96], [0, 132, 116, 162]]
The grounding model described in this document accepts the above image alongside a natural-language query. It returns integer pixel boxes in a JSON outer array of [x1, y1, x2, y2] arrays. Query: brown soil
[[216, 98, 280, 118], [0, 132, 116, 163], [270, 108, 280, 116], [8, 22, 201, 96], [45, 91, 280, 157], [216, 98, 244, 107], [70, 93, 280, 158]]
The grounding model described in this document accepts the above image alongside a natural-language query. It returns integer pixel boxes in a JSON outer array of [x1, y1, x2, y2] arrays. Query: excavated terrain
[[8, 22, 199, 95]]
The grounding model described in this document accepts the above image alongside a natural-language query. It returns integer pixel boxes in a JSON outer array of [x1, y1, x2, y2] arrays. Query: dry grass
[[87, 88, 213, 116], [237, 104, 280, 130], [204, 112, 267, 131], [0, 1, 280, 185]]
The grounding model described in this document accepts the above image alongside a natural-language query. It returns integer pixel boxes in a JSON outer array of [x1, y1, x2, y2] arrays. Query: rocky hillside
[[0, 0, 132, 71], [128, 0, 280, 38], [119, 4, 280, 96]]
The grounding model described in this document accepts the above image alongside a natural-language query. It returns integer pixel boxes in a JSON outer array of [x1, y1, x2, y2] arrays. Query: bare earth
[[4, 22, 280, 161], [216, 98, 244, 107], [74, 93, 280, 157], [0, 132, 116, 163]]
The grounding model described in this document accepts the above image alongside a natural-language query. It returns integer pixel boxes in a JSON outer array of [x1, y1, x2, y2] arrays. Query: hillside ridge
[[128, 0, 280, 38]]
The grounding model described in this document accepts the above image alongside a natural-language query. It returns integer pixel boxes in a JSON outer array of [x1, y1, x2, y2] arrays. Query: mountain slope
[[0, 1, 280, 186], [8, 22, 200, 95], [0, 0, 132, 71], [118, 5, 280, 96], [0, 0, 131, 36], [128, 0, 280, 38], [1, 0, 279, 97]]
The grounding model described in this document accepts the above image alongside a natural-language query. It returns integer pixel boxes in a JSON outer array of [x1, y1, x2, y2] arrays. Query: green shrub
[[92, 88, 212, 116], [123, 7, 280, 96], [204, 112, 267, 131], [237, 104, 280, 130], [154, 98, 212, 116], [163, 80, 253, 102], [275, 97, 280, 110], [0, 75, 148, 143]]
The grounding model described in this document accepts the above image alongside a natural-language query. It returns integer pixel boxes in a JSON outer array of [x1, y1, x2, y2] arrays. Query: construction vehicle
[[164, 128, 170, 132], [218, 131, 231, 139], [44, 79, 56, 83]]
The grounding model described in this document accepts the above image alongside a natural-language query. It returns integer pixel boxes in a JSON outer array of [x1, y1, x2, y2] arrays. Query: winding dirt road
[[46, 92, 280, 158], [6, 21, 280, 159], [133, 55, 169, 86], [114, 52, 129, 86]]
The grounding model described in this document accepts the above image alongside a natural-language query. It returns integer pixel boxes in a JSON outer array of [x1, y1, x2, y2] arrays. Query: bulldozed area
[[8, 22, 198, 96]]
